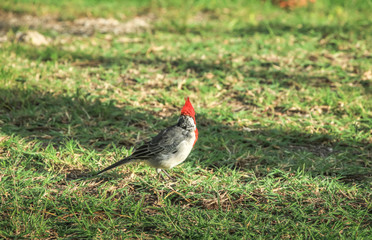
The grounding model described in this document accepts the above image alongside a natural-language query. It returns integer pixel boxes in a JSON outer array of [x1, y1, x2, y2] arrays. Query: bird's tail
[[97, 157, 134, 175]]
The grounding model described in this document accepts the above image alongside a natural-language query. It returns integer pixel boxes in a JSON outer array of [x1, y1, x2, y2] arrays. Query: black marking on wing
[[131, 125, 190, 159]]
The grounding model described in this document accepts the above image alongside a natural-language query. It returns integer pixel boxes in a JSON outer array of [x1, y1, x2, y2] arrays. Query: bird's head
[[180, 97, 198, 146], [180, 97, 196, 123]]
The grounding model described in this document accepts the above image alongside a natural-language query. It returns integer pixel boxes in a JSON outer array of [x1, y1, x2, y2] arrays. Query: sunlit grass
[[0, 0, 371, 238]]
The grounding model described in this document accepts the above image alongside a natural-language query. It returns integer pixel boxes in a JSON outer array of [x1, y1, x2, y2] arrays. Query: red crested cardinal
[[97, 97, 198, 178]]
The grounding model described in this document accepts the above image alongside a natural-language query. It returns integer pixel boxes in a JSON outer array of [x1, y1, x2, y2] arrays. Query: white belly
[[146, 133, 196, 169]]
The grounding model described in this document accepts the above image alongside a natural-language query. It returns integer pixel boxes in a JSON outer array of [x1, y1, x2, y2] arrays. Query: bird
[[96, 97, 198, 179]]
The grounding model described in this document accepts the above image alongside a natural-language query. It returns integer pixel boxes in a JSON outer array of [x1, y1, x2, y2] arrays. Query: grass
[[0, 0, 371, 238]]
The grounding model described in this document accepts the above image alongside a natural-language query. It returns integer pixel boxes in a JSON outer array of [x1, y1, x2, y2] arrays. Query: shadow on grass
[[0, 87, 370, 184], [231, 22, 370, 39], [155, 19, 370, 39], [0, 88, 160, 149], [10, 42, 369, 92], [197, 113, 371, 183]]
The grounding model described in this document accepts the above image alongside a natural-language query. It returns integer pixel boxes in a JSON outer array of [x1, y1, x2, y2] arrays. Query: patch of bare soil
[[287, 144, 335, 157], [15, 30, 51, 45], [0, 11, 152, 36]]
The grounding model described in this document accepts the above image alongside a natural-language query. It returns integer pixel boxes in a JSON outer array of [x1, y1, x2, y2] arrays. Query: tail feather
[[97, 157, 133, 175]]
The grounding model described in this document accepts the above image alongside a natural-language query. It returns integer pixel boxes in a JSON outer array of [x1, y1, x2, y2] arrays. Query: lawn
[[0, 0, 371, 238]]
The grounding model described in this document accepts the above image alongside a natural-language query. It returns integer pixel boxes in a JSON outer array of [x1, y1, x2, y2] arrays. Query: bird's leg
[[156, 168, 173, 181], [157, 168, 167, 181], [162, 169, 172, 179]]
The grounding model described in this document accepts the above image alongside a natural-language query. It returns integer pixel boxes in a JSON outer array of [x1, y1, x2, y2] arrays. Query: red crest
[[180, 97, 196, 123]]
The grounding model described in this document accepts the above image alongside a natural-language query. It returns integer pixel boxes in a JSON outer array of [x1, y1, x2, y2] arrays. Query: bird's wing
[[130, 125, 187, 159]]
